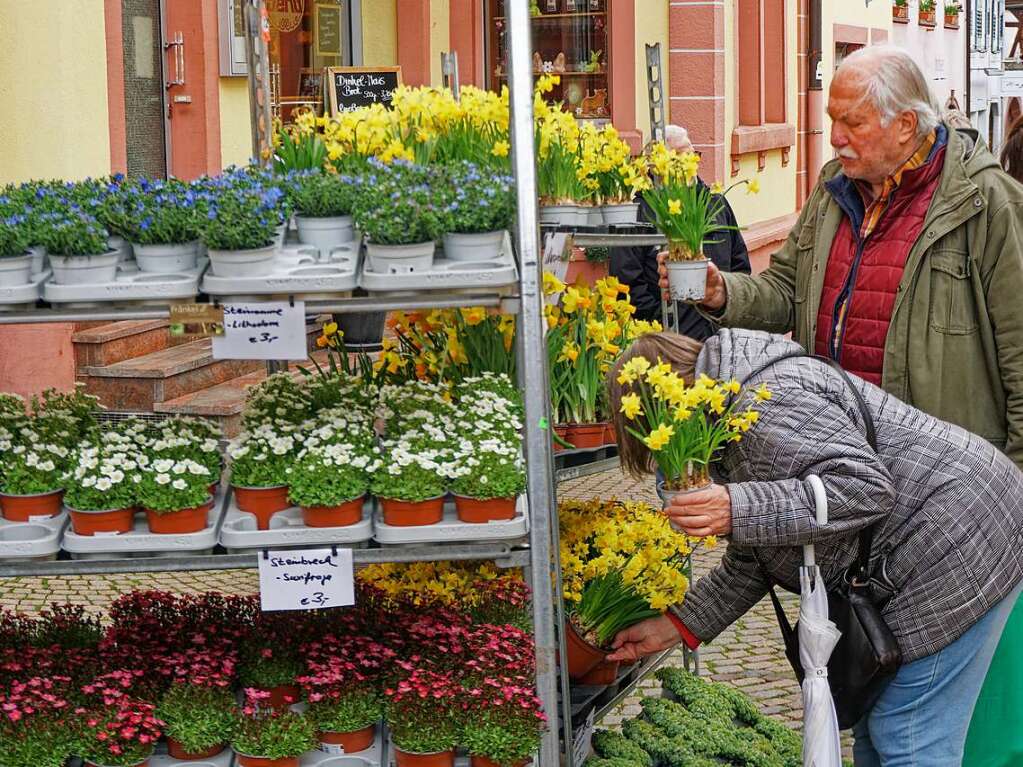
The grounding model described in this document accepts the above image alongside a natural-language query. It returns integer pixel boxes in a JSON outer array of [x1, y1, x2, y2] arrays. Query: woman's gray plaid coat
[[670, 329, 1023, 662]]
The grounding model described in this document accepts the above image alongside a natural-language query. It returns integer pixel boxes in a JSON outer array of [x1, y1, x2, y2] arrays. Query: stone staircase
[[73, 320, 324, 436]]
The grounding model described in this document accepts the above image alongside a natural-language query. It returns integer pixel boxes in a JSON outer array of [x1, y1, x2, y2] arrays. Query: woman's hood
[[696, 329, 805, 384]]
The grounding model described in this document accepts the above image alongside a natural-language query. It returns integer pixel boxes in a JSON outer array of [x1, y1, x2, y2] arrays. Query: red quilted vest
[[813, 146, 946, 385]]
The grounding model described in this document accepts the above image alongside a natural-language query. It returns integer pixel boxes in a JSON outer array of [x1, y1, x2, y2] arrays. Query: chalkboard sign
[[327, 66, 402, 114], [314, 2, 342, 57]]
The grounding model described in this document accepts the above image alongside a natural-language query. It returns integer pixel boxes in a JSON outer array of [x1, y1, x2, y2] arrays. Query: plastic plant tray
[[300, 724, 385, 766], [219, 495, 374, 551], [0, 270, 49, 310], [359, 234, 518, 292], [201, 242, 359, 300], [372, 494, 528, 545], [0, 509, 67, 560], [61, 485, 227, 556], [43, 261, 205, 306], [150, 746, 233, 767]]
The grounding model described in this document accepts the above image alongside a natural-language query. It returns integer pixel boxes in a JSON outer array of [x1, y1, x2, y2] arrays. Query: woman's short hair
[[607, 332, 704, 479]]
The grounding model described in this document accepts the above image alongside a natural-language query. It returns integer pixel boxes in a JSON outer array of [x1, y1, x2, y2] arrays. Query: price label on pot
[[211, 301, 308, 360], [572, 708, 595, 764], [258, 547, 355, 612]]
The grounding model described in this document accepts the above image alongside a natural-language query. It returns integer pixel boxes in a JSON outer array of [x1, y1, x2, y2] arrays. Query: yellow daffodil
[[322, 322, 339, 337], [543, 271, 566, 295], [711, 181, 725, 194], [620, 393, 643, 420], [491, 140, 510, 157], [747, 176, 761, 194], [755, 384, 772, 401], [644, 423, 675, 451], [667, 198, 682, 216]]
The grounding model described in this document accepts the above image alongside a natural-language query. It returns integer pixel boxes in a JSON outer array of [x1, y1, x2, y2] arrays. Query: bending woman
[[606, 328, 1023, 766]]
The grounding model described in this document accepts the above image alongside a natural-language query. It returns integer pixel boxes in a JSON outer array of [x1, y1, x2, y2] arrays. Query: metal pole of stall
[[505, 0, 564, 763], [243, 0, 275, 166]]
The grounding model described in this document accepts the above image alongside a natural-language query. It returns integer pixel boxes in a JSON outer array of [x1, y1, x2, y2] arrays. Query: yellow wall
[[361, 0, 398, 67], [219, 78, 252, 169], [723, 0, 799, 226], [429, 0, 450, 86], [634, 0, 669, 147], [0, 1, 111, 184]]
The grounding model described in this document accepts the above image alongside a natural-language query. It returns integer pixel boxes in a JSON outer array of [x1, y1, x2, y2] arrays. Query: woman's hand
[[657, 251, 727, 309], [607, 615, 683, 662], [664, 484, 733, 537]]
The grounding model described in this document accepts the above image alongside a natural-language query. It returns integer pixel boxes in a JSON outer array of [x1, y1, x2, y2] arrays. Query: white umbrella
[[800, 475, 843, 767]]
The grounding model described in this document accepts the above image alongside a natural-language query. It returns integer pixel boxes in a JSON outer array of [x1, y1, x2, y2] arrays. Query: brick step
[[78, 339, 263, 411], [72, 320, 174, 367]]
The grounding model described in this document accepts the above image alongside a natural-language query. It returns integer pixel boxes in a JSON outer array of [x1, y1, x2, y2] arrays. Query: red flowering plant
[[0, 604, 103, 687], [461, 625, 545, 767], [0, 675, 77, 767], [154, 644, 237, 689], [73, 695, 163, 767], [298, 634, 395, 738], [470, 574, 532, 629], [230, 688, 317, 760], [81, 668, 162, 706], [384, 660, 465, 756]]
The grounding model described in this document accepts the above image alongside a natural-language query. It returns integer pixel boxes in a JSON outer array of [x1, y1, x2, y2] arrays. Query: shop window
[[485, 0, 611, 120], [732, 0, 794, 174]]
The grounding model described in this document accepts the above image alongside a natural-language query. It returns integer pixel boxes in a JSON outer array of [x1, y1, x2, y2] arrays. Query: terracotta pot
[[0, 489, 63, 521], [471, 757, 529, 767], [379, 496, 445, 526], [394, 749, 456, 767], [454, 495, 516, 523], [256, 683, 301, 709], [566, 423, 606, 449], [232, 485, 289, 530], [604, 422, 617, 444], [69, 506, 135, 536], [167, 739, 226, 760], [893, 4, 909, 19], [553, 424, 571, 452], [301, 496, 364, 528], [86, 761, 149, 767], [563, 619, 607, 680], [919, 9, 935, 24], [944, 13, 959, 25], [235, 755, 299, 767], [576, 658, 621, 686], [320, 724, 375, 752], [144, 497, 212, 534]]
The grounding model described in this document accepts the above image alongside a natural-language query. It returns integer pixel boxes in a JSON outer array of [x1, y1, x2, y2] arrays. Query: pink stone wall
[[0, 324, 77, 399]]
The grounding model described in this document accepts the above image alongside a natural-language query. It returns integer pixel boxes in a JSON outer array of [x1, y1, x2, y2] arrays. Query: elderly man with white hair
[[650, 44, 1023, 765]]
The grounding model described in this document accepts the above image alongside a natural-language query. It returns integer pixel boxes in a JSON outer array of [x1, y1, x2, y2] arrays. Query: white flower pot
[[295, 214, 355, 254], [584, 205, 602, 226], [601, 203, 640, 225], [365, 241, 436, 273], [442, 230, 504, 262], [132, 241, 199, 273], [665, 258, 709, 302], [107, 235, 133, 264], [49, 251, 120, 285], [540, 205, 589, 228], [0, 254, 33, 287], [207, 244, 278, 278], [28, 245, 46, 275]]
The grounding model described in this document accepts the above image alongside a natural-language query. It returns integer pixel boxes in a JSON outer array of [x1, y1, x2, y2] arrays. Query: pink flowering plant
[[384, 663, 463, 755], [298, 634, 393, 735], [238, 642, 303, 696], [73, 696, 163, 767], [230, 688, 317, 759], [156, 683, 235, 757], [0, 676, 76, 767]]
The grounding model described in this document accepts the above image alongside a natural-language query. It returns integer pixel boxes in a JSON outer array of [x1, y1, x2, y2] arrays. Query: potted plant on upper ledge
[[894, 0, 909, 22], [945, 1, 962, 27], [919, 0, 937, 26]]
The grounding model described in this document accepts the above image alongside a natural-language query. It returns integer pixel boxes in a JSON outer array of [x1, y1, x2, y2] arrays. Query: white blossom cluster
[[69, 445, 141, 492], [241, 372, 312, 432], [149, 457, 211, 491]]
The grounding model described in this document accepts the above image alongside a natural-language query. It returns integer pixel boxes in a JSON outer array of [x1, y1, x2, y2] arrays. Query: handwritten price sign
[[211, 301, 308, 360], [257, 547, 355, 612]]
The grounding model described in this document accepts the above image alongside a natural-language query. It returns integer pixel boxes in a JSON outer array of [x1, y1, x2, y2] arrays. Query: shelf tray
[[301, 724, 385, 766], [43, 262, 204, 306], [61, 485, 226, 555], [202, 242, 359, 299], [219, 496, 374, 551], [0, 270, 49, 310], [0, 509, 67, 560], [373, 495, 529, 545], [150, 747, 233, 767], [359, 234, 518, 292]]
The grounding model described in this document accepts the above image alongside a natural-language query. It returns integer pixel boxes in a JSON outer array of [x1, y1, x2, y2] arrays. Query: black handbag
[[743, 354, 903, 729]]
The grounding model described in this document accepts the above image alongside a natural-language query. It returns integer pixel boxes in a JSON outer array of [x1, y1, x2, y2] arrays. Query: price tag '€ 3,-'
[[258, 547, 355, 612]]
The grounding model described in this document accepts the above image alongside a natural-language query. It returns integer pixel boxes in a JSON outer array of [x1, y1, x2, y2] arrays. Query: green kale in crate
[[591, 729, 653, 766]]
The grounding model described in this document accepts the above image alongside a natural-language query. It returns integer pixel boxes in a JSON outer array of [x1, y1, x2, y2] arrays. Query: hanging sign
[[258, 547, 355, 612], [314, 2, 343, 57], [327, 66, 402, 114], [211, 301, 308, 360], [268, 0, 306, 33], [168, 303, 225, 339]]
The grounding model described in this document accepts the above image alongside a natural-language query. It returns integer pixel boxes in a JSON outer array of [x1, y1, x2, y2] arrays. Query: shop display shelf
[[219, 494, 374, 552], [0, 269, 49, 311], [0, 508, 67, 560], [373, 494, 529, 545], [359, 233, 518, 293], [43, 262, 205, 306], [202, 242, 359, 300]]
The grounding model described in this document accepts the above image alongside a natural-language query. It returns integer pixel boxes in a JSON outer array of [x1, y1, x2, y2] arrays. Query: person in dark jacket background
[[610, 125, 750, 339]]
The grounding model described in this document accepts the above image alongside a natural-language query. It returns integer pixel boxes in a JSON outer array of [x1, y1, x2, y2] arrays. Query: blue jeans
[[853, 582, 1023, 767]]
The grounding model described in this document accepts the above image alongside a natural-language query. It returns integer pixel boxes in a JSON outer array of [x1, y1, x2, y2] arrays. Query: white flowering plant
[[30, 385, 101, 444], [63, 445, 140, 511], [376, 380, 456, 437], [296, 407, 376, 454], [0, 426, 69, 495], [370, 438, 454, 501], [288, 444, 381, 507], [148, 417, 223, 478], [227, 425, 296, 488], [242, 372, 313, 431], [449, 436, 525, 501], [137, 458, 212, 513]]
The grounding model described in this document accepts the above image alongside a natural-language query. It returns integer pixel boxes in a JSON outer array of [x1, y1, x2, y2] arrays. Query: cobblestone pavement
[[0, 466, 851, 756]]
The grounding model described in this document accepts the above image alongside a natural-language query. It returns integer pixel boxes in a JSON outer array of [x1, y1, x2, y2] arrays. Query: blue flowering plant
[[40, 213, 110, 257], [291, 170, 360, 218], [352, 159, 447, 245], [202, 175, 285, 252], [111, 179, 206, 246], [0, 214, 30, 258], [441, 162, 515, 234]]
